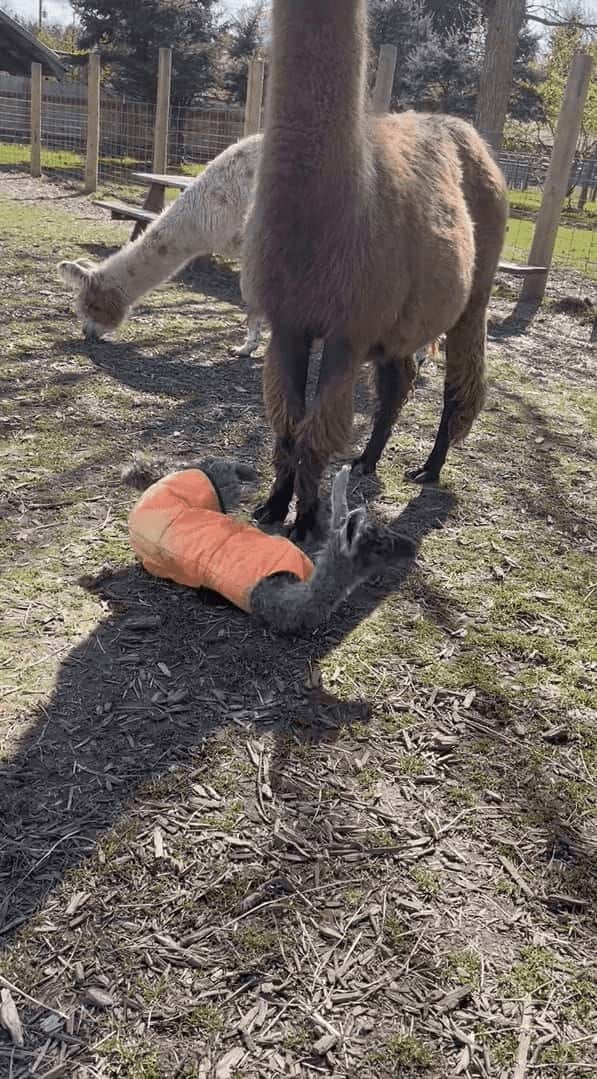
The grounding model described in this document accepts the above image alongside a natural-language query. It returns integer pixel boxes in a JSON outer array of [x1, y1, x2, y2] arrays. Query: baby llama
[[242, 0, 508, 539]]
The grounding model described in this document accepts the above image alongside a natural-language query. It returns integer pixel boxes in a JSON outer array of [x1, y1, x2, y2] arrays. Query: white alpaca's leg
[[236, 311, 264, 357]]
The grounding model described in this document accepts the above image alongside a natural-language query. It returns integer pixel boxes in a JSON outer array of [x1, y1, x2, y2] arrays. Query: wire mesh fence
[[1, 73, 596, 282], [0, 79, 86, 180], [169, 103, 245, 170], [98, 99, 155, 191], [0, 77, 246, 193], [0, 80, 33, 170]]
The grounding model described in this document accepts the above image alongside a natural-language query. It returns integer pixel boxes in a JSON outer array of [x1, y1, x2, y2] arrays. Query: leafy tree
[[402, 29, 481, 115], [368, 0, 440, 108], [539, 19, 597, 153], [72, 0, 222, 105], [425, 0, 484, 39], [38, 23, 81, 54], [509, 23, 544, 123]]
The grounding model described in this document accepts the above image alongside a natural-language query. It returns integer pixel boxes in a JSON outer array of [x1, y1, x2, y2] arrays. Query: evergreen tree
[[72, 0, 221, 105], [221, 2, 266, 104]]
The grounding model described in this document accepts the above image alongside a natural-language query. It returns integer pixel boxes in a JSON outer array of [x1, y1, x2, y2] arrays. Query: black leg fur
[[353, 356, 413, 475], [257, 328, 312, 524], [406, 385, 457, 484]]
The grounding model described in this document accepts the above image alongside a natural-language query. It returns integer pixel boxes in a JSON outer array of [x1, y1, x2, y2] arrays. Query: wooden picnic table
[[130, 171, 192, 237], [94, 171, 192, 240]]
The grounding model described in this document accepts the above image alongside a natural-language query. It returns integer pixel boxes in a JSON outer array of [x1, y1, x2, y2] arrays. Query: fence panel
[[0, 85, 32, 169], [169, 103, 245, 171], [98, 99, 155, 191]]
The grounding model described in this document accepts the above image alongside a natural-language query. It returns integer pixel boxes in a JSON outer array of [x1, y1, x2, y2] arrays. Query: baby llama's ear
[[330, 465, 351, 530], [58, 260, 94, 288]]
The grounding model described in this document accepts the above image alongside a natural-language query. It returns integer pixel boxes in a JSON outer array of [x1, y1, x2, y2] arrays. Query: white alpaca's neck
[[97, 136, 260, 302], [97, 189, 217, 303]]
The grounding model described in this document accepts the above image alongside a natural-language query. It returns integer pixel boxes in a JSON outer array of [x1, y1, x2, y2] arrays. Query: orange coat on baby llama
[[124, 457, 413, 634], [128, 468, 314, 613]]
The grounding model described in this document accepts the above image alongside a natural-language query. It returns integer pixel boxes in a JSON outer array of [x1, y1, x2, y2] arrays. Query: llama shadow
[[49, 334, 258, 409], [0, 483, 454, 942]]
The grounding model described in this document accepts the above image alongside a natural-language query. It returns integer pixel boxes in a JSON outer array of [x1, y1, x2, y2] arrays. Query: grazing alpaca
[[242, 0, 508, 539], [58, 135, 265, 356]]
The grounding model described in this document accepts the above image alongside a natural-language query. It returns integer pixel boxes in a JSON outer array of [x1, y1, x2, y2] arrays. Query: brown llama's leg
[[292, 337, 358, 541], [407, 302, 487, 484], [256, 327, 312, 525], [353, 353, 416, 475]]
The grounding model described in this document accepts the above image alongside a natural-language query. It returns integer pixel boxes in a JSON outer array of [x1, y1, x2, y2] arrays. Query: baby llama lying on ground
[[58, 134, 266, 357], [57, 134, 437, 370], [243, 0, 508, 540]]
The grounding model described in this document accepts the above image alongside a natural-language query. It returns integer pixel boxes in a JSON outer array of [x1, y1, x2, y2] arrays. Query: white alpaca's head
[[58, 259, 130, 339]]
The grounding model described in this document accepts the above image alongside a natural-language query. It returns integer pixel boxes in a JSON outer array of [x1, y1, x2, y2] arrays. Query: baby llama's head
[[58, 259, 129, 339]]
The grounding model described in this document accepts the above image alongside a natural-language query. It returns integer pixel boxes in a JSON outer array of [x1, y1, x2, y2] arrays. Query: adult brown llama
[[242, 0, 508, 540]]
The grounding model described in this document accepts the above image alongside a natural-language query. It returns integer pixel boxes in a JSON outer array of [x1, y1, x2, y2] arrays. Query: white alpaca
[[58, 133, 265, 356]]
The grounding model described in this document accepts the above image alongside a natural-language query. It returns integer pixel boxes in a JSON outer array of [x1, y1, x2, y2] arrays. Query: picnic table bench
[[498, 261, 546, 276], [94, 172, 547, 274], [95, 170, 192, 239]]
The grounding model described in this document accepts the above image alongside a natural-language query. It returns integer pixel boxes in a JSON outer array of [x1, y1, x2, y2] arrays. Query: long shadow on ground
[[0, 484, 455, 942]]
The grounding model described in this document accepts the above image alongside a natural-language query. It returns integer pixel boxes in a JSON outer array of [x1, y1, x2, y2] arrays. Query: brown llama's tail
[[444, 304, 487, 445]]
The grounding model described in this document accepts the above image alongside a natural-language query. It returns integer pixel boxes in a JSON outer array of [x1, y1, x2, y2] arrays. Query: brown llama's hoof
[[254, 493, 291, 525], [288, 504, 321, 543], [405, 466, 441, 485], [351, 454, 377, 476]]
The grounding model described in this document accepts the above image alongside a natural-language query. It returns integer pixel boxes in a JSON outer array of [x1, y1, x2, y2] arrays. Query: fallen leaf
[[83, 987, 114, 1009], [0, 988, 24, 1047], [215, 1047, 245, 1078]]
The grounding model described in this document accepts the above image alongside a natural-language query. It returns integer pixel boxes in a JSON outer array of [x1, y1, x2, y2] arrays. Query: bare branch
[[526, 12, 597, 27], [525, 3, 597, 29]]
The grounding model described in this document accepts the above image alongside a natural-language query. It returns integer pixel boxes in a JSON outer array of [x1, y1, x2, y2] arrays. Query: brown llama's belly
[[346, 240, 475, 361]]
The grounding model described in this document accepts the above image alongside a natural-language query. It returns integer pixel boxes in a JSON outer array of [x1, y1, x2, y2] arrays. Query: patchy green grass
[[368, 1034, 435, 1073], [97, 1038, 162, 1078], [504, 211, 597, 277], [442, 948, 482, 989], [509, 187, 597, 223]]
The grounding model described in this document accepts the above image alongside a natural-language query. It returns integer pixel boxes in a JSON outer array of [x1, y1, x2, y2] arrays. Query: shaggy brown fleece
[[242, 0, 507, 539]]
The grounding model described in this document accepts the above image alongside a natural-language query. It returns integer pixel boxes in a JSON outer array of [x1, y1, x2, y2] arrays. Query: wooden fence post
[[243, 57, 265, 137], [372, 44, 397, 115], [520, 50, 593, 303], [475, 0, 525, 157], [30, 62, 42, 178], [84, 50, 100, 193], [153, 46, 172, 175]]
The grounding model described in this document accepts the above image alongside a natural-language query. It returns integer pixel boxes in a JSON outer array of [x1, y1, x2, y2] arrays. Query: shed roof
[[0, 9, 65, 78]]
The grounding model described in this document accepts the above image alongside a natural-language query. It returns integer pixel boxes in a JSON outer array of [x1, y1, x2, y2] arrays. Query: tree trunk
[[475, 0, 526, 158]]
